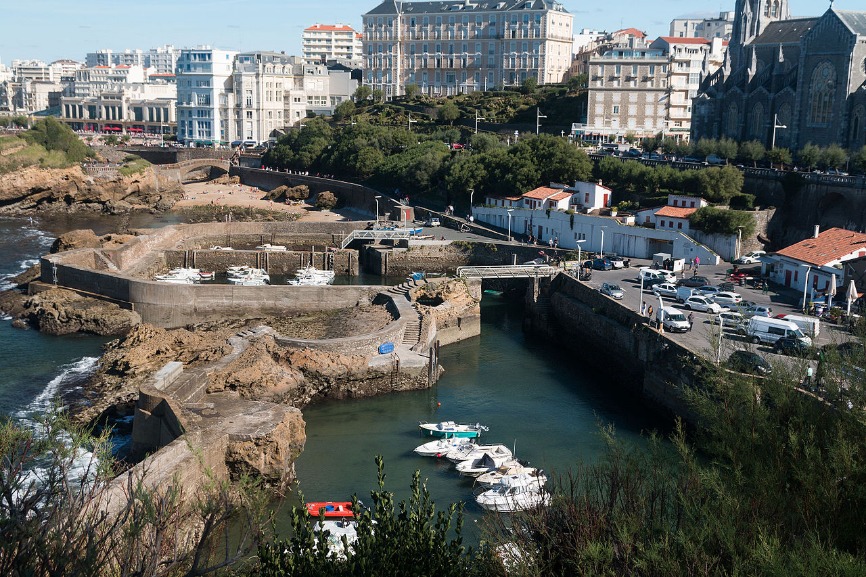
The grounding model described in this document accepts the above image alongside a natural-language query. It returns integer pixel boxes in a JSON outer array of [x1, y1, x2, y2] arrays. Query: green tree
[[694, 137, 717, 159], [438, 101, 460, 125], [625, 132, 637, 145], [689, 206, 756, 236], [353, 85, 372, 103], [371, 89, 385, 104], [566, 73, 588, 92], [716, 137, 738, 162], [850, 145, 866, 174], [520, 77, 538, 94], [21, 117, 93, 163], [798, 142, 821, 171], [697, 165, 744, 202], [738, 140, 766, 167], [404, 83, 420, 100], [821, 144, 848, 169], [333, 100, 356, 122], [468, 133, 502, 153], [768, 146, 793, 169]]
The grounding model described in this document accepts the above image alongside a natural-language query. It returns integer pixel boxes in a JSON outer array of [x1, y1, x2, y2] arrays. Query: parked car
[[743, 304, 773, 318], [695, 285, 722, 297], [608, 256, 626, 269], [682, 155, 704, 163], [706, 154, 726, 166], [592, 258, 613, 271], [711, 311, 746, 330], [683, 295, 727, 314], [677, 275, 710, 288], [652, 282, 679, 299], [425, 217, 441, 227], [600, 282, 625, 299], [727, 350, 773, 375], [713, 291, 743, 306], [734, 251, 766, 265], [656, 307, 691, 333], [747, 317, 811, 346], [772, 335, 813, 356]]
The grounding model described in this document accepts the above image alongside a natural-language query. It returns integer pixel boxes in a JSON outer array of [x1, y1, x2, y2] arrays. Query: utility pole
[[536, 107, 547, 135]]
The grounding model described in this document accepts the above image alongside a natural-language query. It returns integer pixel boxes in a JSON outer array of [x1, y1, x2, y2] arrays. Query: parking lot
[[576, 257, 853, 372]]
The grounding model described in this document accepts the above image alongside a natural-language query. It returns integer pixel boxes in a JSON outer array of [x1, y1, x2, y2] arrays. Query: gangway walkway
[[341, 229, 415, 249], [456, 265, 557, 279]]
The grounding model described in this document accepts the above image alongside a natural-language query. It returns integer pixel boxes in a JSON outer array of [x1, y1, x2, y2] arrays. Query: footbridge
[[153, 158, 231, 182], [340, 229, 415, 249], [456, 265, 558, 279]]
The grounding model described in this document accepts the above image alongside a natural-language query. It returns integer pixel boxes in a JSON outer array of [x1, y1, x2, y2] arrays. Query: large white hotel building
[[361, 0, 573, 99]]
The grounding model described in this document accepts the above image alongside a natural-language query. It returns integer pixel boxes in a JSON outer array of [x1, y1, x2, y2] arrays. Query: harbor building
[[361, 0, 573, 99]]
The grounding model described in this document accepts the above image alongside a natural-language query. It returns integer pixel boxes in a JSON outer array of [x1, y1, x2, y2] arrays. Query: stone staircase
[[387, 279, 427, 347], [402, 310, 423, 346]]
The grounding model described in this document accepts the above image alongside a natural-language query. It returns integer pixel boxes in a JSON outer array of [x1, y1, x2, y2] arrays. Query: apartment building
[[176, 47, 238, 146], [362, 0, 573, 99], [0, 59, 81, 113], [669, 12, 734, 41], [303, 24, 363, 67], [85, 46, 180, 75], [233, 52, 295, 143]]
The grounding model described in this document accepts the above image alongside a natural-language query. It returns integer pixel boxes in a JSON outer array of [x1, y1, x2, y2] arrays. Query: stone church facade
[[692, 1, 866, 152]]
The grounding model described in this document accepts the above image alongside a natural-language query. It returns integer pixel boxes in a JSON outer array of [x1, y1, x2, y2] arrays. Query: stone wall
[[164, 249, 359, 277], [274, 312, 406, 357]]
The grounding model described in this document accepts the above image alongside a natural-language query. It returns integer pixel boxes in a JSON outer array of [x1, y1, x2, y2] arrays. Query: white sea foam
[[16, 356, 100, 421]]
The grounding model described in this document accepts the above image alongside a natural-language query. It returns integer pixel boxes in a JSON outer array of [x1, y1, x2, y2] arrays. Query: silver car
[[600, 282, 624, 300], [652, 282, 679, 299], [711, 311, 746, 331], [684, 295, 727, 314]]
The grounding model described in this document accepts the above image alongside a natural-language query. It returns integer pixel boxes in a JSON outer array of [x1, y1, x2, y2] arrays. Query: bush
[[729, 193, 756, 210], [20, 117, 92, 163], [689, 206, 756, 237], [315, 190, 338, 210]]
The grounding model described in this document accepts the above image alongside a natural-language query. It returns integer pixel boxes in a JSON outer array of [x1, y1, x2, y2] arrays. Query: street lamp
[[536, 107, 547, 135], [771, 114, 787, 150], [599, 226, 608, 257], [474, 110, 485, 134], [575, 239, 586, 266], [506, 209, 514, 242], [374, 195, 381, 227], [736, 226, 743, 260], [469, 188, 475, 218], [513, 130, 519, 143]]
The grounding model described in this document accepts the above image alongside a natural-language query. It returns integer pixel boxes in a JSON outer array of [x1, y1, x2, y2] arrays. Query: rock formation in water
[[21, 288, 141, 336], [0, 165, 183, 214]]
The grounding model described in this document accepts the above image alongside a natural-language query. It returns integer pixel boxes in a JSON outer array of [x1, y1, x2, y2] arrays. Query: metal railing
[[340, 229, 415, 249], [456, 265, 557, 279]]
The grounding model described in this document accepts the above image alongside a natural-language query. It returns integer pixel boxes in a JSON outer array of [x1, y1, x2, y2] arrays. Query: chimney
[[814, 225, 820, 238], [597, 180, 603, 187]]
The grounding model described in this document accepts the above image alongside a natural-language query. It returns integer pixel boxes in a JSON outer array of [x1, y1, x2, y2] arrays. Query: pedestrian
[[805, 365, 814, 390], [762, 278, 769, 295], [641, 301, 647, 316], [687, 312, 694, 331], [688, 258, 693, 270], [548, 237, 554, 248], [553, 237, 559, 249]]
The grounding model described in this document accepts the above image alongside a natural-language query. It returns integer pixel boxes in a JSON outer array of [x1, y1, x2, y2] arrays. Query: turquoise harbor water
[[0, 215, 668, 544]]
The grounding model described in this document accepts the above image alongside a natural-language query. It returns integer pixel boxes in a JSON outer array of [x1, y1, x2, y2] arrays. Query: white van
[[676, 286, 695, 303], [637, 267, 675, 285], [774, 314, 820, 338], [746, 317, 812, 346], [657, 306, 691, 333]]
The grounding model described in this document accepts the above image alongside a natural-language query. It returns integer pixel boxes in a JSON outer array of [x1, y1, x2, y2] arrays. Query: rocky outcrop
[[22, 287, 141, 336], [0, 165, 183, 214], [224, 407, 306, 485]]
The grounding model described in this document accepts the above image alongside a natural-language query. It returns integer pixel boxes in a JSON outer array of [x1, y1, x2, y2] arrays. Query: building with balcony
[[362, 0, 573, 99], [233, 51, 295, 143], [0, 59, 81, 113], [176, 47, 238, 146], [61, 80, 176, 136], [670, 12, 734, 41], [303, 24, 363, 68]]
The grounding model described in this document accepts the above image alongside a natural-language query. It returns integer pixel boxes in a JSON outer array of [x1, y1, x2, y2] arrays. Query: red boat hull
[[306, 501, 354, 518]]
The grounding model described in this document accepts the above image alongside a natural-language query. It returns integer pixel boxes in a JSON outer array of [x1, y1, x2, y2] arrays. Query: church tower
[[729, 0, 790, 70]]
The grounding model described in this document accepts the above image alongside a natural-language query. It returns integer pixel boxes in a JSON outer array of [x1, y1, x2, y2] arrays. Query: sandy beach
[[175, 181, 362, 222]]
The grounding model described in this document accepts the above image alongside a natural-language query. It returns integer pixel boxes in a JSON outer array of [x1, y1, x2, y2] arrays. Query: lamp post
[[599, 226, 608, 257], [736, 226, 742, 260], [771, 114, 787, 150], [575, 239, 586, 267], [408, 114, 417, 131], [506, 209, 513, 242], [469, 188, 475, 218], [374, 195, 381, 227], [536, 107, 547, 135], [513, 130, 519, 143], [474, 110, 485, 134]]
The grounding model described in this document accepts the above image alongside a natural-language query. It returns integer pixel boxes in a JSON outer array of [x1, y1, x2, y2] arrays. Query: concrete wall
[[364, 243, 572, 276], [164, 250, 359, 277], [274, 313, 406, 357]]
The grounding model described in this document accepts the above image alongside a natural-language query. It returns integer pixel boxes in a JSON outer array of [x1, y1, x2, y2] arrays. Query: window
[[677, 222, 683, 229], [659, 220, 665, 227], [612, 105, 620, 114], [809, 62, 835, 125]]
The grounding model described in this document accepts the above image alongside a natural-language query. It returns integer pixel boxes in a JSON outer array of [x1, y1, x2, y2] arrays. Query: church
[[691, 1, 866, 152]]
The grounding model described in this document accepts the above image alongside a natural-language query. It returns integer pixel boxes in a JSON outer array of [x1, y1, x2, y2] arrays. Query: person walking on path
[[762, 278, 770, 295], [641, 301, 647, 316], [688, 258, 693, 270], [687, 312, 694, 331]]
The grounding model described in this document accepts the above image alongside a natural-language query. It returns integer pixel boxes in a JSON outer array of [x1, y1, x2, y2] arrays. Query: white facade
[[569, 181, 612, 211], [176, 47, 237, 146], [148, 45, 181, 75], [68, 65, 148, 98], [303, 24, 363, 68], [669, 12, 734, 40], [233, 52, 295, 143], [362, 0, 574, 99], [473, 205, 720, 263], [62, 80, 176, 134], [764, 228, 866, 295]]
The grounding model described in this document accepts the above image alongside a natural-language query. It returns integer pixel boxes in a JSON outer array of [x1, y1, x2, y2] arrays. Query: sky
[[0, 0, 853, 65]]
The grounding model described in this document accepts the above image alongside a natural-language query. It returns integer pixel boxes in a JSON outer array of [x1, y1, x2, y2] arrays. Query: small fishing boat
[[413, 437, 474, 458], [418, 421, 487, 439], [314, 519, 358, 559], [476, 464, 547, 489], [209, 245, 234, 251], [455, 450, 514, 477], [306, 501, 354, 519], [154, 267, 201, 283], [197, 271, 215, 280], [445, 443, 510, 463], [475, 476, 550, 512], [287, 265, 335, 286]]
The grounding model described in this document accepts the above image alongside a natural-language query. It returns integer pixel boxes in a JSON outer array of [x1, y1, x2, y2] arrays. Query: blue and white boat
[[418, 420, 488, 439]]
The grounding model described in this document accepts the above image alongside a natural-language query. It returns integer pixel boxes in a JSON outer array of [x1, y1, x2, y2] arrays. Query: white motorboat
[[413, 437, 474, 458], [445, 443, 509, 463], [455, 450, 514, 477], [255, 243, 287, 251], [287, 265, 335, 286], [476, 464, 547, 489], [197, 271, 215, 280], [227, 267, 270, 285], [154, 267, 201, 283], [209, 245, 234, 251], [419, 421, 488, 439], [314, 519, 358, 558], [475, 476, 550, 512], [154, 275, 194, 284]]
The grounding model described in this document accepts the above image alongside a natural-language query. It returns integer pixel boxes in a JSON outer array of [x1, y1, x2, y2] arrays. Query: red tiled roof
[[655, 206, 697, 219], [613, 28, 646, 38], [776, 227, 866, 267], [657, 36, 711, 45], [548, 191, 573, 202], [305, 24, 355, 32], [522, 186, 562, 200]]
